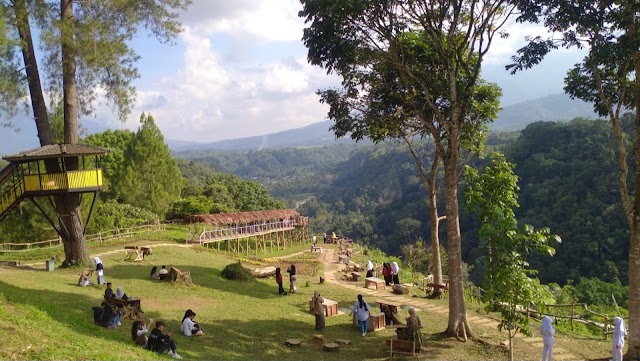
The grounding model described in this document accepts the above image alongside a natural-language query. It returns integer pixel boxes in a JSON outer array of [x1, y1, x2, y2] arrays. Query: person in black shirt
[[91, 301, 120, 328], [104, 282, 115, 299], [147, 320, 181, 359]]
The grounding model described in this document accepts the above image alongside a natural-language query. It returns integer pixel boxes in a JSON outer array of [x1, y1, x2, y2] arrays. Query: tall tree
[[299, 0, 510, 337], [0, 0, 190, 264], [508, 1, 640, 356], [465, 153, 558, 361], [120, 113, 182, 218]]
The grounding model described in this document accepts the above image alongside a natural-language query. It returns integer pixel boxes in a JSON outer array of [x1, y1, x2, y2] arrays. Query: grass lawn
[[0, 243, 614, 360]]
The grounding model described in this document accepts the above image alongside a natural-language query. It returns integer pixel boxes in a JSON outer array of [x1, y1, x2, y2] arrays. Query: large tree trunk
[[627, 52, 640, 360], [443, 139, 472, 339], [58, 0, 89, 264]]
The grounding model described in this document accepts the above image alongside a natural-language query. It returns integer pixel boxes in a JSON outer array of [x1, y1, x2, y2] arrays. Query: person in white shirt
[[612, 316, 626, 361], [180, 309, 204, 336], [158, 265, 169, 281], [366, 260, 374, 278], [539, 316, 555, 361], [350, 294, 370, 336]]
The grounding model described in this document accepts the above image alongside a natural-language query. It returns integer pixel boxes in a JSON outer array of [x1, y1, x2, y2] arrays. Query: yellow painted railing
[[0, 170, 103, 217], [23, 170, 103, 192]]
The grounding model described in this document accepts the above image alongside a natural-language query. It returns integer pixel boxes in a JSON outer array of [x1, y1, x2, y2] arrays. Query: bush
[[221, 262, 254, 281]]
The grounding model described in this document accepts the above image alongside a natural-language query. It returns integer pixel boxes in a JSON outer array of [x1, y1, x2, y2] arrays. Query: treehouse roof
[[187, 209, 301, 225], [3, 144, 112, 162]]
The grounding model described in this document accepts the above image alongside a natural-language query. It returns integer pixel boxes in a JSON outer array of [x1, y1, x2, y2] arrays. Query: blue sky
[[3, 0, 587, 149]]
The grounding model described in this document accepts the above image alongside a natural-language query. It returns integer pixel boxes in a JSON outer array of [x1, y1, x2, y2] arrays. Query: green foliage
[[166, 196, 213, 220], [119, 113, 182, 217], [83, 129, 135, 198], [221, 261, 254, 281], [572, 278, 629, 309], [465, 152, 559, 342], [88, 200, 159, 233]]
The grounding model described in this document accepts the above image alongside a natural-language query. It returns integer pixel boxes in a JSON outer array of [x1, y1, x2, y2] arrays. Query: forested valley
[[177, 116, 632, 307]]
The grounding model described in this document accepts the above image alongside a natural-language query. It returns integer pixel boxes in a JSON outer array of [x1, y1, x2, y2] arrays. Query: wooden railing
[[196, 219, 298, 244], [0, 223, 165, 253]]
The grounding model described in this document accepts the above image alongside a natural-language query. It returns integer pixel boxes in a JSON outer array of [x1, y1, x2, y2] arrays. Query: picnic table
[[376, 299, 401, 313], [310, 245, 323, 253], [309, 297, 339, 317], [365, 277, 386, 290], [123, 246, 152, 262]]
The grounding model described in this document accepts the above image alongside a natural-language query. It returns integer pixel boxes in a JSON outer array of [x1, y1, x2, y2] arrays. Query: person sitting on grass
[[78, 270, 93, 287], [131, 320, 148, 347], [147, 320, 182, 359], [91, 301, 121, 329], [104, 282, 115, 299], [158, 265, 169, 281], [180, 309, 205, 336], [150, 266, 160, 280]]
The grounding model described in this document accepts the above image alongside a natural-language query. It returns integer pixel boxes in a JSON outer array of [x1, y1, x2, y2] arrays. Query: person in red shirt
[[382, 263, 391, 285]]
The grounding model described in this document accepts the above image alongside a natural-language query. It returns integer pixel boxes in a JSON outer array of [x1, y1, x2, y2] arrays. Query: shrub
[[221, 262, 254, 281]]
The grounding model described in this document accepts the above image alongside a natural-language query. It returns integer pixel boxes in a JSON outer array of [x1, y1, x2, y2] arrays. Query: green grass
[[0, 241, 614, 361]]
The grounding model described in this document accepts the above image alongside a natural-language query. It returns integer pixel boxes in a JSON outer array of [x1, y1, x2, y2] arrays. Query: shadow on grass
[[107, 263, 284, 300]]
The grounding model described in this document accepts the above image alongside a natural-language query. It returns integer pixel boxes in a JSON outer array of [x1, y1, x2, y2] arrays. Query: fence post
[[604, 315, 609, 340], [570, 303, 574, 331]]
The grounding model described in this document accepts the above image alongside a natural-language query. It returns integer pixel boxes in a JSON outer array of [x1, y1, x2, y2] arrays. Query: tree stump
[[324, 342, 339, 352], [168, 266, 193, 286], [250, 266, 277, 278], [392, 284, 410, 294], [313, 334, 325, 342], [335, 339, 351, 346], [285, 339, 301, 347]]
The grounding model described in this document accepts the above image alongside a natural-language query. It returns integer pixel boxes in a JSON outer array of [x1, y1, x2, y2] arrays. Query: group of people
[[275, 264, 297, 295], [381, 262, 400, 285], [104, 282, 143, 312], [150, 265, 170, 280], [78, 257, 106, 287]]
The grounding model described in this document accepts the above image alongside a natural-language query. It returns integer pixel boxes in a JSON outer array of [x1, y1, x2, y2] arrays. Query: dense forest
[[177, 116, 631, 290]]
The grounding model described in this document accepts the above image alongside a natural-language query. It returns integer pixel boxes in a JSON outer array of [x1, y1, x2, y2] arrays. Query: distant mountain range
[[0, 93, 600, 155]]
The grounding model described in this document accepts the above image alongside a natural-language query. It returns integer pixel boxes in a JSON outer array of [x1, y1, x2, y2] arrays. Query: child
[[94, 257, 105, 284], [539, 316, 555, 361], [275, 267, 286, 295], [612, 316, 626, 361]]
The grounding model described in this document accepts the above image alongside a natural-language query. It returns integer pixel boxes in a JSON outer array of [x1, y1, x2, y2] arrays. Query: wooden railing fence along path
[[0, 223, 165, 253], [195, 219, 298, 244]]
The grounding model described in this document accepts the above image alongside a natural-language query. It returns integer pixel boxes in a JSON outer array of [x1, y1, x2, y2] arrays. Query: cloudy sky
[[6, 0, 586, 148]]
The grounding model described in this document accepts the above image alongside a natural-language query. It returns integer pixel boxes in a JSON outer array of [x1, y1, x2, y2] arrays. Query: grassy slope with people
[[0, 238, 614, 361]]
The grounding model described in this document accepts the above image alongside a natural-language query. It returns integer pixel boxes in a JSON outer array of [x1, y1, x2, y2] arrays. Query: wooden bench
[[427, 283, 449, 293], [365, 277, 386, 290], [311, 246, 323, 253], [387, 339, 419, 360], [353, 312, 385, 332], [376, 299, 401, 313], [351, 272, 361, 282], [309, 297, 339, 317], [123, 246, 153, 262], [105, 297, 143, 320]]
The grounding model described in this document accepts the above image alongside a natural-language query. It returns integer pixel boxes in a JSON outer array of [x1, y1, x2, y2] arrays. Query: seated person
[[91, 301, 121, 329], [180, 309, 204, 336], [116, 286, 143, 312], [131, 320, 148, 347], [78, 270, 93, 287], [147, 320, 182, 359], [150, 266, 160, 280], [104, 282, 115, 299], [158, 265, 169, 281], [380, 304, 402, 326]]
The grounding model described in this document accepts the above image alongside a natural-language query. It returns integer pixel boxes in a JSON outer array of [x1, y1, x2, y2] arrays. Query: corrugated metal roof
[[186, 209, 301, 225], [3, 144, 112, 162]]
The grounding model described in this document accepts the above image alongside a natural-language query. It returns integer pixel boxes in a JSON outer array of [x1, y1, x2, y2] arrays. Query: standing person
[[382, 263, 391, 285], [539, 316, 555, 361], [612, 316, 626, 361], [158, 265, 169, 281], [275, 268, 285, 295], [312, 290, 325, 330], [391, 262, 400, 285], [131, 320, 148, 347], [312, 236, 317, 247], [323, 232, 327, 243], [350, 294, 370, 336], [287, 264, 297, 294], [366, 260, 374, 278], [147, 320, 182, 359], [94, 256, 105, 285], [406, 308, 423, 348]]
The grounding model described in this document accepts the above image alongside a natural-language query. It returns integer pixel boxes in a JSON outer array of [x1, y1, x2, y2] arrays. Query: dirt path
[[319, 247, 581, 361]]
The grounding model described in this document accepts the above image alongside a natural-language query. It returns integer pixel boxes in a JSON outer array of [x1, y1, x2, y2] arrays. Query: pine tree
[[120, 113, 182, 217]]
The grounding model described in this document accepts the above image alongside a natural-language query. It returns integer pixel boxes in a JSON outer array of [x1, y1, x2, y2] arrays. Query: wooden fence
[[0, 223, 166, 253]]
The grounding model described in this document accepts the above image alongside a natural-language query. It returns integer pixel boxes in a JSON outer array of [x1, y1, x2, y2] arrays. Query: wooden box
[[309, 297, 339, 317]]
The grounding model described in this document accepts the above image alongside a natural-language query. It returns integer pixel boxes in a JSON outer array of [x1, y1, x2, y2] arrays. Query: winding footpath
[[319, 247, 582, 361]]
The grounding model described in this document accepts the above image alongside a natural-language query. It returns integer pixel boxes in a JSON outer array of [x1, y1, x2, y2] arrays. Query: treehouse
[[0, 144, 111, 233]]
